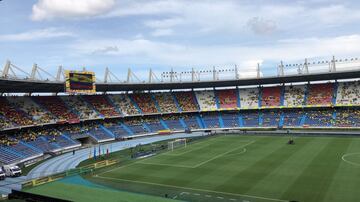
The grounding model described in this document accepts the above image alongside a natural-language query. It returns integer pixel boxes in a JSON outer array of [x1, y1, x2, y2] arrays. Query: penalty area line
[[94, 175, 287, 202]]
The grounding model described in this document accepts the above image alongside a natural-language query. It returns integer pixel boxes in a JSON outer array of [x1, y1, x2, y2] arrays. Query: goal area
[[168, 138, 187, 151]]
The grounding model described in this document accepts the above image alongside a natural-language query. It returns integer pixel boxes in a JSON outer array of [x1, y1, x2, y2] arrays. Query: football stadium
[[2, 1, 360, 202]]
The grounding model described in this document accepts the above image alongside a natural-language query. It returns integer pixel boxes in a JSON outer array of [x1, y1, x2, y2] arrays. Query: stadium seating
[[240, 88, 259, 108], [217, 89, 238, 109], [103, 121, 132, 139], [307, 83, 334, 106], [284, 85, 305, 106], [61, 96, 99, 120], [154, 93, 178, 113], [304, 109, 334, 127], [0, 97, 34, 126], [241, 111, 259, 127], [174, 92, 199, 112], [222, 112, 239, 128], [8, 96, 55, 124], [123, 118, 149, 134], [261, 110, 280, 127], [83, 95, 120, 117], [130, 94, 158, 114], [33, 96, 79, 121], [335, 108, 360, 127], [195, 91, 217, 110], [162, 115, 184, 131], [283, 110, 303, 127], [336, 81, 360, 105], [182, 114, 201, 129], [261, 87, 281, 107], [108, 94, 140, 116], [201, 113, 220, 128], [142, 117, 166, 132]]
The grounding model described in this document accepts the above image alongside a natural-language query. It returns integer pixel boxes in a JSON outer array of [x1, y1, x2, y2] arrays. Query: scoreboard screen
[[65, 71, 96, 93]]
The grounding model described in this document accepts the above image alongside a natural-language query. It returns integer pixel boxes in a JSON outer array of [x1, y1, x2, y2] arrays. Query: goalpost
[[168, 138, 187, 151]]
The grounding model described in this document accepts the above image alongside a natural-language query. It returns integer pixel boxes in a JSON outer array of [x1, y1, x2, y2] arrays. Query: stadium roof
[[1, 70, 360, 93]]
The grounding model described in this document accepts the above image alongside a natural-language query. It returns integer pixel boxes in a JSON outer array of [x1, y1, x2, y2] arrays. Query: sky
[[1, 0, 360, 81]]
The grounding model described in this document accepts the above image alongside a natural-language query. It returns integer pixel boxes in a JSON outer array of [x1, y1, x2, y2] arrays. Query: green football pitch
[[26, 135, 360, 202]]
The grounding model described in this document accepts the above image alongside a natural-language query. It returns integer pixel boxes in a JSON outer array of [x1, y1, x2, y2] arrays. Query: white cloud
[[247, 17, 277, 35], [0, 28, 74, 41], [72, 34, 360, 67], [31, 0, 115, 21], [151, 29, 174, 37]]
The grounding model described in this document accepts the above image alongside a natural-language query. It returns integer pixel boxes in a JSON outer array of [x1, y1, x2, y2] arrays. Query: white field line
[[192, 141, 255, 168], [223, 148, 247, 157], [99, 140, 254, 175], [341, 152, 360, 166], [95, 175, 287, 202], [164, 143, 212, 156], [135, 161, 195, 169]]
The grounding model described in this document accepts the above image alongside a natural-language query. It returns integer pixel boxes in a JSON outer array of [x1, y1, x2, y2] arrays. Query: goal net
[[168, 138, 187, 151]]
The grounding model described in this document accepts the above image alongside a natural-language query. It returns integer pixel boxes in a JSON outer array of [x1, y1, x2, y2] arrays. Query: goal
[[168, 138, 187, 151]]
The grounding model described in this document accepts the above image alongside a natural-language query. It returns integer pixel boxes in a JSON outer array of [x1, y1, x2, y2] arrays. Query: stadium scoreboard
[[65, 70, 96, 94]]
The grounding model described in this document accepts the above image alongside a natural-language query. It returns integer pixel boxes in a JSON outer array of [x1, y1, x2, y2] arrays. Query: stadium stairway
[[332, 111, 337, 126], [238, 114, 244, 127], [151, 94, 162, 113], [128, 95, 143, 114], [100, 125, 116, 138], [332, 82, 338, 105], [142, 123, 152, 133], [258, 112, 263, 126], [159, 119, 169, 130], [303, 83, 309, 105], [218, 113, 225, 128], [192, 91, 201, 111], [196, 115, 206, 128], [300, 114, 306, 126], [258, 87, 262, 108], [280, 85, 285, 106], [105, 95, 123, 115], [214, 90, 221, 109], [172, 93, 183, 112], [179, 118, 188, 129], [236, 88, 241, 108], [120, 123, 135, 135], [279, 112, 285, 127]]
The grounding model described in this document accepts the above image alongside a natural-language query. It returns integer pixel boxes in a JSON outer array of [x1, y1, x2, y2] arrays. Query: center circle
[[342, 153, 360, 166]]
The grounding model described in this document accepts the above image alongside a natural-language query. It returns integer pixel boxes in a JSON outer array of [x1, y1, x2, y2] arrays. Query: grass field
[[26, 134, 360, 202]]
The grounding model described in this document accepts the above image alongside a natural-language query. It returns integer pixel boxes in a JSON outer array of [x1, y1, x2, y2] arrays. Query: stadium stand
[[130, 94, 158, 114], [0, 97, 34, 127], [239, 88, 259, 108], [83, 95, 120, 117], [222, 112, 240, 128], [307, 83, 334, 106], [201, 112, 220, 128], [33, 96, 79, 121], [162, 114, 184, 131], [182, 114, 201, 129], [336, 81, 360, 105], [174, 91, 199, 112], [195, 91, 217, 111], [8, 96, 55, 124], [261, 86, 281, 107], [241, 111, 259, 127], [217, 89, 238, 109], [304, 109, 334, 127], [61, 96, 99, 120], [284, 85, 305, 106], [261, 110, 280, 127], [154, 93, 178, 113], [335, 108, 360, 127], [283, 110, 303, 127], [109, 94, 140, 116]]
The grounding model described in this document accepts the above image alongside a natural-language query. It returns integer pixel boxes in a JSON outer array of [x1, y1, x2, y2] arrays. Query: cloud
[[151, 29, 174, 37], [0, 28, 74, 41], [247, 17, 277, 35], [92, 46, 119, 55], [72, 34, 360, 67], [31, 0, 115, 21]]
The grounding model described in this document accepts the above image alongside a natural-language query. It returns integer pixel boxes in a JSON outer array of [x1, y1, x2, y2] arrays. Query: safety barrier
[[22, 159, 117, 189]]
